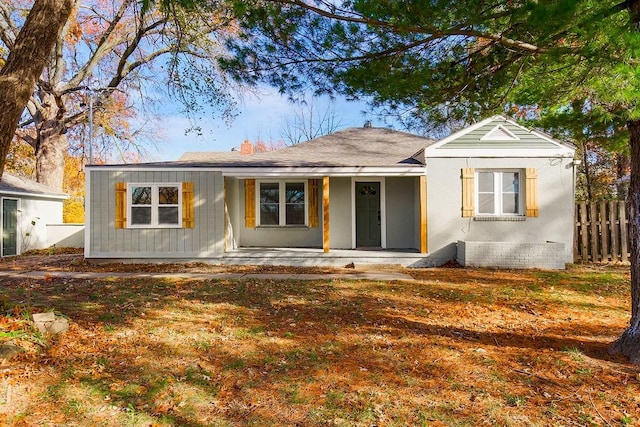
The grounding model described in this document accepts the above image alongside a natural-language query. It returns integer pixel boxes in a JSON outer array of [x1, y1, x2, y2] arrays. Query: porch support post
[[223, 178, 227, 253], [420, 175, 428, 254], [323, 176, 330, 253]]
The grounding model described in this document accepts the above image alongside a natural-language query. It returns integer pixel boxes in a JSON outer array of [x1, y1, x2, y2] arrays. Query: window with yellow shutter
[[116, 182, 194, 228]]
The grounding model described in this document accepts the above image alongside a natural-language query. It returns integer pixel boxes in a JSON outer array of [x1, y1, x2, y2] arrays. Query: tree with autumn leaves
[[1, 0, 237, 191]]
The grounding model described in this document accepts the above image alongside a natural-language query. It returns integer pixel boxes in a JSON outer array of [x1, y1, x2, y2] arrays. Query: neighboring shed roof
[[0, 172, 68, 199], [173, 127, 433, 168]]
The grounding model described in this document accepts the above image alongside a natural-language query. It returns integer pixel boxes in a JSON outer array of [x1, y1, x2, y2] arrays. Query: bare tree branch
[[0, 2, 18, 50]]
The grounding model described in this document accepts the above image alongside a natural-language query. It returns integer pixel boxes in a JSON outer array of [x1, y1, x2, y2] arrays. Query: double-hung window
[[476, 171, 522, 216], [258, 181, 306, 226], [129, 183, 181, 227]]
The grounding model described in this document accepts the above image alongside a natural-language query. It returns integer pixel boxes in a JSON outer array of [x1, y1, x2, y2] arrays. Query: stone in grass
[[0, 344, 21, 361], [32, 312, 69, 335]]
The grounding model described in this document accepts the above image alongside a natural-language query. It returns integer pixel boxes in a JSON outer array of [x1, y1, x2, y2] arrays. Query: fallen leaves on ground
[[0, 257, 637, 426]]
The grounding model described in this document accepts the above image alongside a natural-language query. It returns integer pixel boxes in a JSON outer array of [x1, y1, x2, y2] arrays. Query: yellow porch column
[[420, 175, 428, 254], [323, 176, 330, 253]]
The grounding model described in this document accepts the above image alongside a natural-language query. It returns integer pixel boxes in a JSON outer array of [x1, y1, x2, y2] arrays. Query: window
[[258, 181, 306, 226], [128, 183, 181, 227], [476, 171, 521, 215]]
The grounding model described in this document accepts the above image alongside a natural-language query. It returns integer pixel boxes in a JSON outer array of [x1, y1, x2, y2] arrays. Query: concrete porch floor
[[222, 247, 429, 267]]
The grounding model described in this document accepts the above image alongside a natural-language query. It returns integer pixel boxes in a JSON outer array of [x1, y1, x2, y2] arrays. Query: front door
[[356, 182, 381, 247], [2, 199, 18, 257]]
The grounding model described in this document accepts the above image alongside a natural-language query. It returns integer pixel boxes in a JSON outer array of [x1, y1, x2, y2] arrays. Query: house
[[84, 116, 576, 268], [1, 172, 69, 256]]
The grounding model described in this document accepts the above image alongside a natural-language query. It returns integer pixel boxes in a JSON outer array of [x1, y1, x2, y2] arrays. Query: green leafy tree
[[221, 0, 640, 363], [519, 103, 630, 201]]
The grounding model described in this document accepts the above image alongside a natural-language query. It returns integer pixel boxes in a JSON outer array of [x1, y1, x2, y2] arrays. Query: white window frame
[[127, 183, 182, 228], [256, 180, 308, 227], [475, 170, 524, 216]]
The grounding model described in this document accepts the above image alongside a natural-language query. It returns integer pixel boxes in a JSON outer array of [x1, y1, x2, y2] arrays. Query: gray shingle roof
[[0, 172, 67, 198], [179, 151, 243, 162], [88, 120, 575, 171], [151, 127, 433, 168]]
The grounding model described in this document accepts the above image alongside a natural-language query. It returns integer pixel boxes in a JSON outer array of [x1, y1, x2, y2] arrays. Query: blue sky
[[152, 87, 382, 161]]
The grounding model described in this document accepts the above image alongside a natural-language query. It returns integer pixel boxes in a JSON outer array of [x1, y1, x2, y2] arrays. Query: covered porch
[[223, 173, 428, 254], [221, 247, 429, 267]]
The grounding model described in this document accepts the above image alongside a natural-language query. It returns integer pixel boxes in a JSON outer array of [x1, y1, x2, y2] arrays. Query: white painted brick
[[457, 241, 565, 270]]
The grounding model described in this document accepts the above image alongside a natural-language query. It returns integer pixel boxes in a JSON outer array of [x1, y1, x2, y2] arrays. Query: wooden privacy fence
[[574, 201, 630, 263]]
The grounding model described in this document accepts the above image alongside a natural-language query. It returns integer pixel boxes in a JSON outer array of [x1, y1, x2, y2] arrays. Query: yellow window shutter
[[461, 168, 475, 217], [182, 182, 195, 228], [115, 182, 127, 229], [308, 179, 319, 227], [525, 168, 539, 217], [245, 179, 256, 227]]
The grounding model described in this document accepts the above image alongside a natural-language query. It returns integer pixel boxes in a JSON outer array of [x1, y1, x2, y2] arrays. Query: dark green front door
[[356, 182, 381, 247], [2, 199, 18, 257]]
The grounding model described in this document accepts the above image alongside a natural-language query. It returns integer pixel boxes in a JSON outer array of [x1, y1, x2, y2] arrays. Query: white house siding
[[426, 157, 575, 266], [1, 195, 64, 253], [328, 177, 352, 249], [87, 169, 224, 258], [385, 177, 418, 249]]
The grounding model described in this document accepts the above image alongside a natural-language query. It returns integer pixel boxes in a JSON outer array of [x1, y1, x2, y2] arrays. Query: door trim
[[351, 177, 386, 249], [1, 197, 20, 257]]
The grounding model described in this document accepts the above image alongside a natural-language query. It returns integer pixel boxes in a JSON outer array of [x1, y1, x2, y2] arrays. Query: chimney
[[240, 139, 254, 155]]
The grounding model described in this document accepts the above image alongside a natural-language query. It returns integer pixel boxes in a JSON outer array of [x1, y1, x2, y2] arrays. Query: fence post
[[620, 201, 629, 262], [579, 202, 589, 262], [599, 202, 609, 262], [610, 200, 619, 262], [589, 203, 599, 262]]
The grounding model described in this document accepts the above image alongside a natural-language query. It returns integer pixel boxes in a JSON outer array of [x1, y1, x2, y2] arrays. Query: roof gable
[[425, 116, 575, 158], [480, 124, 520, 142]]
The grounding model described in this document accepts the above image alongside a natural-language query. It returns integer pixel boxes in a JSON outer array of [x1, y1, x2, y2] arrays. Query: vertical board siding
[[88, 169, 223, 257], [574, 201, 630, 263]]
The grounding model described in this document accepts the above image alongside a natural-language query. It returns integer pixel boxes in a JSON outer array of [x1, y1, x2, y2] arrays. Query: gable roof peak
[[481, 124, 520, 141]]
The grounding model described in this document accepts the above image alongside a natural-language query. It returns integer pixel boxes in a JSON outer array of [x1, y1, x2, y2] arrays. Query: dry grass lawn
[[0, 263, 639, 426]]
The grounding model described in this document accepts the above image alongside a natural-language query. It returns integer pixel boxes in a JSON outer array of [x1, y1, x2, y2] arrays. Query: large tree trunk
[[609, 119, 640, 363], [0, 0, 74, 181], [35, 132, 67, 191], [34, 93, 68, 190]]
